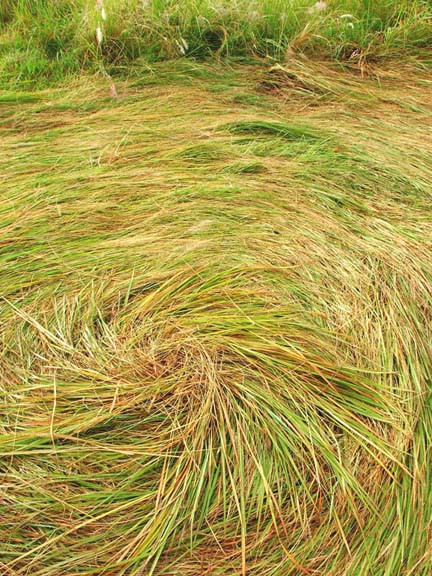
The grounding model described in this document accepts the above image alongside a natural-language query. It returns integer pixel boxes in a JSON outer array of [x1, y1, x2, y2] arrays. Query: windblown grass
[[0, 59, 431, 574], [1, 0, 432, 87]]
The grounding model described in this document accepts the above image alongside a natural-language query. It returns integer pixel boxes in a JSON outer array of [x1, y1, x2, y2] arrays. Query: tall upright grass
[[1, 0, 431, 87]]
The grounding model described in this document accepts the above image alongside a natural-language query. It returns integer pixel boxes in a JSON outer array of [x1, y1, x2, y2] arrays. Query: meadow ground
[[1, 2, 432, 576]]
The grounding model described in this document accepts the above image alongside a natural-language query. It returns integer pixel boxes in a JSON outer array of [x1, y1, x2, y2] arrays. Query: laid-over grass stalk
[[0, 29, 431, 576]]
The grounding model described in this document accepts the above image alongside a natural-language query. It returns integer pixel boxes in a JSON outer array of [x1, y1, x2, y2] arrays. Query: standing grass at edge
[[0, 0, 432, 88]]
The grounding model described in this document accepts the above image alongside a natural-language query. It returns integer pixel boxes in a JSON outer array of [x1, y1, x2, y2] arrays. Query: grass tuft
[[222, 120, 324, 141]]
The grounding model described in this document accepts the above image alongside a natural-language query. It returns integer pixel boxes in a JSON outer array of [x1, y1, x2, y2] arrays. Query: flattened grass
[[0, 60, 431, 574]]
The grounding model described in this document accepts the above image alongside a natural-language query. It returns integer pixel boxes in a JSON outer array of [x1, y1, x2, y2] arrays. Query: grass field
[[1, 2, 432, 575]]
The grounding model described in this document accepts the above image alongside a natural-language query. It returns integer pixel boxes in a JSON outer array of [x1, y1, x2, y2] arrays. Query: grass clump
[[0, 58, 431, 575], [222, 120, 323, 141]]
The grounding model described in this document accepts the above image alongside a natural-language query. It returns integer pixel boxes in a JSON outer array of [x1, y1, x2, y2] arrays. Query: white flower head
[[307, 1, 327, 13], [181, 37, 189, 51], [96, 25, 103, 45], [101, 7, 107, 21], [175, 39, 186, 55]]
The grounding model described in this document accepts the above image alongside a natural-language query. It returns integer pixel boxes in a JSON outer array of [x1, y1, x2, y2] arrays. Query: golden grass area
[[0, 60, 431, 575]]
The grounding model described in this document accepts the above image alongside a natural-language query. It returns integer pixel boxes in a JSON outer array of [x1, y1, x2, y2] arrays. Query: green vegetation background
[[1, 0, 431, 88]]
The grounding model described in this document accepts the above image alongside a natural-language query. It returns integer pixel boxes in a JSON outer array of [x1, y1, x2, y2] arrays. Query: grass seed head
[[96, 25, 103, 45]]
